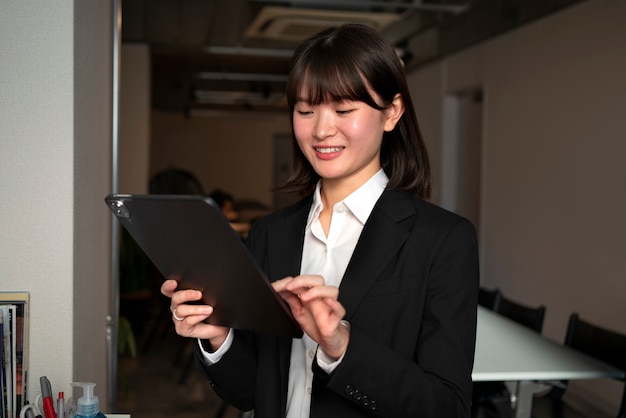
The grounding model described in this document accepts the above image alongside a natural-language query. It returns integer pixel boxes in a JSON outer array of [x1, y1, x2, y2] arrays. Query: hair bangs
[[288, 48, 380, 109]]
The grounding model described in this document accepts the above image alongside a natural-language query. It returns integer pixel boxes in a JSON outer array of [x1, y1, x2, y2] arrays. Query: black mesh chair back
[[564, 314, 626, 418]]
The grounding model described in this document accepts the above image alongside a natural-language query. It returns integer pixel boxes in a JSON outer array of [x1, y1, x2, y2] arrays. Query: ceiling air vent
[[244, 6, 400, 43]]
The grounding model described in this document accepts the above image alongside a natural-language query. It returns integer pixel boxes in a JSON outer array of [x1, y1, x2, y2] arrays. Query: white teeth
[[315, 147, 343, 154]]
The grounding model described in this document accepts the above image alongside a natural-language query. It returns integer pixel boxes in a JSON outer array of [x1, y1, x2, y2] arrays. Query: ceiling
[[121, 0, 583, 115]]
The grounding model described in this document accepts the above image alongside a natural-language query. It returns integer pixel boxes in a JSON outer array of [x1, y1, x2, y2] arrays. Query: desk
[[472, 306, 625, 418]]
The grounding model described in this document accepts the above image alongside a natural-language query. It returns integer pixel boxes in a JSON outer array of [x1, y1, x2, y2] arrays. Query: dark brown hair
[[278, 23, 431, 199]]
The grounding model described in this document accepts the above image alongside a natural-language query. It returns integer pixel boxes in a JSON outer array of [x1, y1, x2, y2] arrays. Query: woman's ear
[[383, 93, 405, 132]]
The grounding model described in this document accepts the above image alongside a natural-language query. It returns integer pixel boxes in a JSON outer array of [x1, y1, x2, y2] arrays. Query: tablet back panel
[[105, 194, 302, 338]]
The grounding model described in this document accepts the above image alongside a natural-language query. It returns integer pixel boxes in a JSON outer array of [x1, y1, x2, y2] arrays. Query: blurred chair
[[496, 295, 546, 333], [472, 293, 546, 418], [479, 287, 501, 311], [533, 313, 626, 418]]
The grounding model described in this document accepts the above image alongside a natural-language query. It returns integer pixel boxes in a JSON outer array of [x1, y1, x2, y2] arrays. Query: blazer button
[[345, 385, 355, 396]]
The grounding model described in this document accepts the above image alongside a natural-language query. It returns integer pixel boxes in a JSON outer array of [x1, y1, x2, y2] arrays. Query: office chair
[[472, 294, 546, 418], [478, 287, 501, 311], [496, 295, 546, 333], [534, 313, 626, 418]]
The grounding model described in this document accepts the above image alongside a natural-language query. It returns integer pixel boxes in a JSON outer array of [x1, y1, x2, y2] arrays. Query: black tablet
[[105, 194, 302, 338]]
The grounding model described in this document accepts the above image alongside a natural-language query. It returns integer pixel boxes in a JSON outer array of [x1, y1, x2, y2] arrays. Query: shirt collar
[[308, 169, 389, 226]]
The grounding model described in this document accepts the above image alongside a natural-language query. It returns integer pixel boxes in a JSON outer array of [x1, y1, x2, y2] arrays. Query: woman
[[162, 23, 478, 418]]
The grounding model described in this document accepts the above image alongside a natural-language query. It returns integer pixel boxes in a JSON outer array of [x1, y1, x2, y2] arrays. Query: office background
[[1, 0, 624, 415]]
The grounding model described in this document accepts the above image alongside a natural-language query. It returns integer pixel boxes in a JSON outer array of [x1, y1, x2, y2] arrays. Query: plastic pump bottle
[[70, 382, 106, 418]]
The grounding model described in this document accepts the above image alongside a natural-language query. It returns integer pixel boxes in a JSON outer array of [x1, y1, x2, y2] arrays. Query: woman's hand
[[161, 279, 230, 351], [272, 275, 349, 360]]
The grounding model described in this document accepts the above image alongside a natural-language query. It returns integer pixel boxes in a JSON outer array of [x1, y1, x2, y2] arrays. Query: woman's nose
[[313, 110, 336, 139]]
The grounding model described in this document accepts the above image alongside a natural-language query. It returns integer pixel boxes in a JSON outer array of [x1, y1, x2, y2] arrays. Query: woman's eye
[[296, 110, 312, 116], [336, 109, 354, 115]]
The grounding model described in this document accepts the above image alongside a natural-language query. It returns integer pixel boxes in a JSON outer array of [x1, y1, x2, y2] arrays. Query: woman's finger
[[160, 278, 179, 297], [170, 288, 203, 307], [170, 302, 213, 321], [271, 276, 295, 293], [297, 284, 339, 303], [284, 275, 325, 293]]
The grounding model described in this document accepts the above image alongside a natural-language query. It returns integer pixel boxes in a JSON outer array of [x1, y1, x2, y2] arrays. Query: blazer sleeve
[[314, 216, 479, 418], [193, 329, 258, 412]]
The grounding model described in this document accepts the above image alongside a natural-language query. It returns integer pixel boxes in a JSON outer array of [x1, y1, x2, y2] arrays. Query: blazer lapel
[[266, 196, 311, 281], [339, 190, 416, 319]]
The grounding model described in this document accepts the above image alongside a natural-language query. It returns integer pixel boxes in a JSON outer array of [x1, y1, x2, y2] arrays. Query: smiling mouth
[[315, 147, 344, 154]]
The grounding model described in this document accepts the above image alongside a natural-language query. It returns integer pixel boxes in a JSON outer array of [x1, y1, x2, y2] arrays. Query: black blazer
[[195, 189, 479, 418]]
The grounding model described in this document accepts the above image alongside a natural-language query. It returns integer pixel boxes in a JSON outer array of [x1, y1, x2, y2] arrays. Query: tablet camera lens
[[110, 200, 131, 219]]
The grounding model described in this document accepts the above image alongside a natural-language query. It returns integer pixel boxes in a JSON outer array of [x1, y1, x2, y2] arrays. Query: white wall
[[408, 0, 626, 413], [1, 0, 113, 411]]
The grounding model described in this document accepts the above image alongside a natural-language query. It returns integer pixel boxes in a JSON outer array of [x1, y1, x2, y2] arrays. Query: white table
[[472, 306, 625, 418]]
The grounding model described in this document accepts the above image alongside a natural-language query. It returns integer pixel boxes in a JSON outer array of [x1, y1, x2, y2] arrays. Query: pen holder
[[22, 394, 71, 418]]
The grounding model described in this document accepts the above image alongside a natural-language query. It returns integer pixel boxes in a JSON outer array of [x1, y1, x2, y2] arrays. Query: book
[[1, 319, 6, 418], [0, 292, 29, 418], [1, 305, 13, 418]]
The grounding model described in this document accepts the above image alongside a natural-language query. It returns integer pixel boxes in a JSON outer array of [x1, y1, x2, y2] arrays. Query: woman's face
[[293, 89, 403, 191]]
